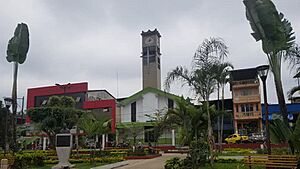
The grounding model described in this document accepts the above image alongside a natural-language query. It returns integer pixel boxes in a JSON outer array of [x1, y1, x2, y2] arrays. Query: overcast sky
[[1, 0, 300, 109]]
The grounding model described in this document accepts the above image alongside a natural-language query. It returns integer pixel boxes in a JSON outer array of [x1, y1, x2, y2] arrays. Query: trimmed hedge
[[0, 151, 46, 169]]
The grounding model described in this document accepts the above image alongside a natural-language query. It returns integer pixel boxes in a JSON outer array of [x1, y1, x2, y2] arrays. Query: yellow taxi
[[225, 133, 248, 144]]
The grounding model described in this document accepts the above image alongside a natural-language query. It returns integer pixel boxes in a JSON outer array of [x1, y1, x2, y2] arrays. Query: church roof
[[118, 87, 179, 106]]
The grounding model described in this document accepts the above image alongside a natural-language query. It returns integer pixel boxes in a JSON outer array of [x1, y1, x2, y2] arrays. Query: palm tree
[[79, 113, 110, 146], [286, 45, 300, 100], [243, 0, 296, 126], [287, 86, 300, 101], [165, 97, 201, 145], [213, 62, 233, 150], [78, 113, 110, 162], [269, 116, 300, 154], [165, 37, 229, 166]]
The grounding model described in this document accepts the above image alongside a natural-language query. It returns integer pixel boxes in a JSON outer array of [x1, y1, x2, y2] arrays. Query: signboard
[[56, 135, 71, 147]]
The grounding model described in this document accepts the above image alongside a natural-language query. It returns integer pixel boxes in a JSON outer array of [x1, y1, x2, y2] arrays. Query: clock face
[[145, 37, 154, 45]]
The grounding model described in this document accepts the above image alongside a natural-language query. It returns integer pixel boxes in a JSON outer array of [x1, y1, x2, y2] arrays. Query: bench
[[244, 155, 299, 169]]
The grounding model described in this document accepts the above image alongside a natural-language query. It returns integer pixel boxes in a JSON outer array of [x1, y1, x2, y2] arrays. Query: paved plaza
[[117, 153, 187, 169]]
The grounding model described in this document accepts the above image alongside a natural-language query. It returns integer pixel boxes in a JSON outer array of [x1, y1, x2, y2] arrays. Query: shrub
[[271, 148, 292, 155], [126, 148, 147, 156], [189, 140, 208, 167], [216, 158, 242, 163], [165, 157, 181, 169], [256, 148, 267, 154], [221, 148, 254, 155], [10, 151, 46, 169], [44, 156, 123, 164]]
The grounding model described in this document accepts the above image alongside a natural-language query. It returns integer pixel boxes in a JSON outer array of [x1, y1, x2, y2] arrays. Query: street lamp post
[[256, 65, 271, 155], [4, 98, 12, 156]]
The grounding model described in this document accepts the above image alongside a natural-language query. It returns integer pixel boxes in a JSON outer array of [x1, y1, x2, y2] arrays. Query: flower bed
[[124, 154, 161, 160]]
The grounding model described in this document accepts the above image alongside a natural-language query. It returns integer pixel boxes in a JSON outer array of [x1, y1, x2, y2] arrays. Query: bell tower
[[141, 29, 161, 89]]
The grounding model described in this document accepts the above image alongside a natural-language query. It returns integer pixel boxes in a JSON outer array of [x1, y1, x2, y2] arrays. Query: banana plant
[[270, 116, 300, 154], [6, 23, 29, 152], [243, 0, 295, 127]]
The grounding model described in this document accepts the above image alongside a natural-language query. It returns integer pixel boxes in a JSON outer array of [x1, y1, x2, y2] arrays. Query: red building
[[26, 82, 116, 133]]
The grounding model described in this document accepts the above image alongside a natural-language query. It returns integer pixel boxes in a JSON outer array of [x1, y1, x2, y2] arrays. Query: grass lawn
[[200, 163, 265, 169], [29, 162, 108, 169]]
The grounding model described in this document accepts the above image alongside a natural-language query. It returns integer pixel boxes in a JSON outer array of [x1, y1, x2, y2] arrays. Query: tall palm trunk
[[220, 84, 225, 151], [11, 61, 18, 152], [268, 53, 289, 126], [206, 97, 215, 167], [217, 84, 221, 152]]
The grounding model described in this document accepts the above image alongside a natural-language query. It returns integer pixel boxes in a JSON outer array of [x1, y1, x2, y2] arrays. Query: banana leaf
[[243, 0, 295, 54], [6, 23, 29, 64]]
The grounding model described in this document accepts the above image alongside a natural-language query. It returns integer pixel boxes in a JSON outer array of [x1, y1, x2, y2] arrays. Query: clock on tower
[[141, 29, 161, 89]]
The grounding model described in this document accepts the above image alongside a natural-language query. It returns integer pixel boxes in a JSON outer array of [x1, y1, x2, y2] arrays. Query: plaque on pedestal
[[52, 134, 74, 169]]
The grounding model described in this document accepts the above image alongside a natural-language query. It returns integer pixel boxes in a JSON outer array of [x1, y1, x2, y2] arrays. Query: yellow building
[[230, 68, 263, 134]]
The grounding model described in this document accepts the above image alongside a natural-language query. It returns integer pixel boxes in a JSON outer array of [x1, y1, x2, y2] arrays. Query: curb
[[91, 161, 129, 169]]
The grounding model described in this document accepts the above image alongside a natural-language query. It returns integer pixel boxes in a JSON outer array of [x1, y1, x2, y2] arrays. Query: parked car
[[225, 133, 248, 144], [248, 133, 266, 143]]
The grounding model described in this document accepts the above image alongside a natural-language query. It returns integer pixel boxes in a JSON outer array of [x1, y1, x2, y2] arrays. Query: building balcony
[[235, 111, 262, 120], [232, 83, 259, 89], [233, 95, 260, 103]]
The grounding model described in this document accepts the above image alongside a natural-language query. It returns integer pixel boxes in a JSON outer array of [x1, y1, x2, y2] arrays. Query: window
[[142, 47, 147, 55], [149, 56, 156, 63], [241, 104, 254, 112], [168, 99, 174, 109], [256, 104, 259, 111], [240, 89, 251, 96], [149, 46, 156, 55], [131, 102, 136, 122], [41, 100, 47, 106], [149, 46, 156, 52], [236, 105, 239, 112], [76, 97, 81, 102], [143, 57, 147, 65], [144, 126, 155, 142]]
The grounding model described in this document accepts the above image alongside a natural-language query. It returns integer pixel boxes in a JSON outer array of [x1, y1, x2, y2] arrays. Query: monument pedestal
[[1, 159, 9, 169], [52, 134, 75, 169], [52, 147, 74, 169]]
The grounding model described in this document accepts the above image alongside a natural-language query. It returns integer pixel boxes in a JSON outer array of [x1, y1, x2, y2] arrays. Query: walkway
[[117, 153, 187, 169]]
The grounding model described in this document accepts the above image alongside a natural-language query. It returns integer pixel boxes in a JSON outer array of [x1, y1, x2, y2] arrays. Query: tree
[[287, 86, 300, 100], [213, 62, 233, 151], [0, 102, 7, 150], [145, 110, 170, 146], [6, 23, 29, 151], [27, 96, 83, 148], [121, 123, 144, 147], [270, 116, 300, 154], [78, 113, 110, 162], [165, 37, 229, 166], [286, 44, 300, 100], [78, 113, 110, 145], [243, 0, 296, 126], [165, 97, 203, 145]]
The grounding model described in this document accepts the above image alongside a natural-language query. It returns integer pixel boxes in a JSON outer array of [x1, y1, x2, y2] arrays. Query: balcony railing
[[232, 83, 259, 89], [233, 95, 260, 103], [235, 111, 262, 120]]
